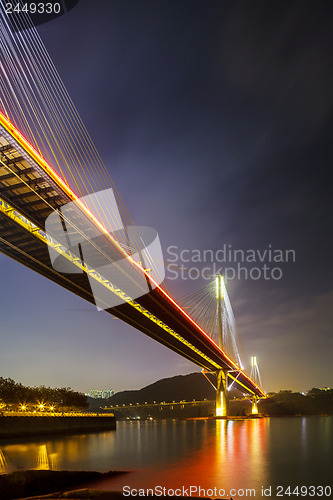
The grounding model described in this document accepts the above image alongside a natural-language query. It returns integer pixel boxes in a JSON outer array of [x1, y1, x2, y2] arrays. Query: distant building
[[86, 389, 114, 399]]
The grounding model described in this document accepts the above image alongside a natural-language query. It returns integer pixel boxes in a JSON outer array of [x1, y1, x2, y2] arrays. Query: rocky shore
[[0, 470, 128, 499], [0, 470, 233, 499]]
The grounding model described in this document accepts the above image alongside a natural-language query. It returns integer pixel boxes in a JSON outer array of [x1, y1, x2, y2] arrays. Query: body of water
[[0, 417, 331, 499]]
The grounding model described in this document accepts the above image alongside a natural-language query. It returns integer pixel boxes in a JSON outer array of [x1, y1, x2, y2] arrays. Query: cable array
[[178, 280, 243, 369], [0, 5, 138, 245], [250, 356, 263, 391], [0, 2, 163, 284]]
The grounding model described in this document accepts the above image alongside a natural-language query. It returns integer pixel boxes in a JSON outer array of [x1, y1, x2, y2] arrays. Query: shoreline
[[0, 469, 128, 499]]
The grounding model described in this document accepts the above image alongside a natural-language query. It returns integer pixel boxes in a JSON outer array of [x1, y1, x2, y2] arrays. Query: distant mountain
[[88, 373, 216, 409], [109, 373, 216, 405]]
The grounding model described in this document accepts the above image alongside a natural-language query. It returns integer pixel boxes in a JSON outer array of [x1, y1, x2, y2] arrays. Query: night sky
[[0, 0, 332, 394]]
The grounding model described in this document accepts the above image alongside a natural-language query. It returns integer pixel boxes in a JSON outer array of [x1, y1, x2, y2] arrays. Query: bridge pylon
[[180, 274, 265, 415], [215, 274, 228, 417]]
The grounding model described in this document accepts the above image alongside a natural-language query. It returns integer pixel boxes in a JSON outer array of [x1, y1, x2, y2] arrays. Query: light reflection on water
[[0, 443, 60, 473], [0, 417, 331, 493]]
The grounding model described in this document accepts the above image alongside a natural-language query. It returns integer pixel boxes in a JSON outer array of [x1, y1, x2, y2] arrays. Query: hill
[[88, 373, 216, 409]]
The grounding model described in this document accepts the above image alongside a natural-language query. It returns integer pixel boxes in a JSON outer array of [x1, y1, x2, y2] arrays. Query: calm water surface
[[0, 417, 331, 498]]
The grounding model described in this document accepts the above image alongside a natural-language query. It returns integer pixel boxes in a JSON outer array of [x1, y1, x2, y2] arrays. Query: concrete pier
[[0, 413, 116, 438]]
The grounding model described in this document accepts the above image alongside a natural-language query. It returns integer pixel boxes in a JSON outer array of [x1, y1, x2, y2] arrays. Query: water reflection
[[88, 419, 270, 491], [0, 417, 331, 493], [0, 443, 59, 473], [0, 448, 12, 474], [35, 444, 59, 470], [36, 444, 50, 470], [140, 419, 269, 491]]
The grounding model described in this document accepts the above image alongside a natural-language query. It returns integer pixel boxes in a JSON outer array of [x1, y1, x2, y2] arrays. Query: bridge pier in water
[[250, 357, 262, 414], [251, 396, 259, 415]]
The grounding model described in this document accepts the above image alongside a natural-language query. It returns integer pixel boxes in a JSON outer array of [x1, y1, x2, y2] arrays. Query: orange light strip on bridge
[[0, 111, 265, 397]]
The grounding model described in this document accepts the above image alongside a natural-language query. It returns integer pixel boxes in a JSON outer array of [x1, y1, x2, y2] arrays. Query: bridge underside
[[0, 114, 264, 398]]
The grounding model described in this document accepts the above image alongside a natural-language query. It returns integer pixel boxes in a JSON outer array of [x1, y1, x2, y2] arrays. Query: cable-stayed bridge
[[0, 112, 265, 416], [0, 6, 265, 416]]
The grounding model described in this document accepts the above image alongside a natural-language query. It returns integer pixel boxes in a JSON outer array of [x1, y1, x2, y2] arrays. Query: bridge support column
[[216, 369, 228, 417], [251, 396, 259, 415]]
